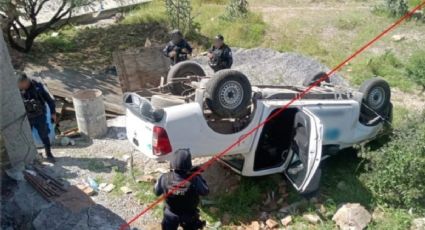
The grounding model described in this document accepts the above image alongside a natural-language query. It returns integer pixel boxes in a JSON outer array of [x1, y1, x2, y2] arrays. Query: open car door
[[284, 107, 323, 194]]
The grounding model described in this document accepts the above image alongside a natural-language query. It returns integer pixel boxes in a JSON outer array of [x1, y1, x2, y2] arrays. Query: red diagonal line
[[120, 2, 425, 229]]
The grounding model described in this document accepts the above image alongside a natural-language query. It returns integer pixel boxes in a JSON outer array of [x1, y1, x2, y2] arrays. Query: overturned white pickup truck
[[124, 61, 392, 194]]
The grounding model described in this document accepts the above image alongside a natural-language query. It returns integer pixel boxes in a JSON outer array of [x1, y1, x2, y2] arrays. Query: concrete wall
[[0, 30, 36, 168]]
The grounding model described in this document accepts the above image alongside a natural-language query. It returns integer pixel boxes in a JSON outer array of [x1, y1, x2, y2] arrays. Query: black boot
[[45, 148, 56, 163]]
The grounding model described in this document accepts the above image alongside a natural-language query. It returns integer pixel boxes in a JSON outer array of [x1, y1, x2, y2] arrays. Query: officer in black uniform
[[154, 149, 209, 230], [207, 35, 233, 72], [163, 29, 193, 66], [17, 73, 56, 163]]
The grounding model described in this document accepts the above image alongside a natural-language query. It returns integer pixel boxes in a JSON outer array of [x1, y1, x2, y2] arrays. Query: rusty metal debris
[[23, 166, 67, 202]]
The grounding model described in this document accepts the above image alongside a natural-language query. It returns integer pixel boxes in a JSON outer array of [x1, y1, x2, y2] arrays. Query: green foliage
[[223, 0, 249, 20], [37, 32, 76, 52], [195, 4, 266, 48], [1, 0, 92, 52], [121, 1, 167, 25], [349, 51, 415, 92], [406, 50, 425, 93], [164, 0, 196, 34], [360, 112, 425, 214], [384, 0, 408, 16]]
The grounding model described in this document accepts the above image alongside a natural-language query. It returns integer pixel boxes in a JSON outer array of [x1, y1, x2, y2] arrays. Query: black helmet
[[170, 149, 193, 173], [17, 72, 29, 83], [215, 34, 224, 41], [170, 29, 183, 44]]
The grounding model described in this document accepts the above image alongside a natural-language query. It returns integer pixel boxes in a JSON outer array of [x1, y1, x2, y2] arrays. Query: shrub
[[406, 50, 425, 93], [360, 112, 425, 214], [223, 0, 249, 20], [384, 0, 409, 16]]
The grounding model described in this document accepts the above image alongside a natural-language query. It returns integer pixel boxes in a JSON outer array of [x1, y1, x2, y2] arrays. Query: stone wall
[[0, 30, 36, 168]]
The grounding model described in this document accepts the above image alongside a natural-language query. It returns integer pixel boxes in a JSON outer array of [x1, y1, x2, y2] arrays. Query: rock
[[100, 183, 115, 193], [391, 34, 406, 42], [60, 137, 71, 146], [281, 215, 292, 226], [122, 154, 131, 162], [249, 221, 261, 230], [303, 214, 321, 224], [136, 175, 157, 183], [221, 213, 231, 224], [332, 203, 371, 230], [265, 218, 279, 229], [120, 186, 132, 194], [411, 218, 425, 230]]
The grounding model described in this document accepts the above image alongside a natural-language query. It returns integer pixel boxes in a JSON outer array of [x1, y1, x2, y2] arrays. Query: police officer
[[163, 29, 193, 66], [17, 73, 56, 163], [154, 149, 209, 230], [207, 35, 233, 72]]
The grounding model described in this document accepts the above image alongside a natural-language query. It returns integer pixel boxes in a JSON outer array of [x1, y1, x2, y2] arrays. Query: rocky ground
[[193, 48, 348, 87]]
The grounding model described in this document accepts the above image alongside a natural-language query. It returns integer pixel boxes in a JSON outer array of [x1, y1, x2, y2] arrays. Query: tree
[[164, 0, 195, 34], [406, 50, 425, 94], [0, 0, 91, 53]]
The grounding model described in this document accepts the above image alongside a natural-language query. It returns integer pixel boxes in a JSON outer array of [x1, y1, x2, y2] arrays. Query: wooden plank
[[29, 68, 125, 114]]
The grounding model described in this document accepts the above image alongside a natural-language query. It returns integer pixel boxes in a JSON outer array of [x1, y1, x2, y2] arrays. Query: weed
[[406, 50, 425, 93], [349, 51, 415, 92], [360, 112, 425, 214], [121, 1, 167, 25]]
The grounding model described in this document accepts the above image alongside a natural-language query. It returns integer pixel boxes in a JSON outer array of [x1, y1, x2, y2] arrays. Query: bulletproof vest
[[209, 48, 224, 67], [164, 172, 199, 214], [22, 84, 44, 118]]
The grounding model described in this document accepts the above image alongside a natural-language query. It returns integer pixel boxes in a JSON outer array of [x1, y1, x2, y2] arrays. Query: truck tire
[[302, 72, 330, 87], [206, 70, 252, 118], [167, 61, 206, 95], [359, 77, 391, 124], [151, 95, 185, 109]]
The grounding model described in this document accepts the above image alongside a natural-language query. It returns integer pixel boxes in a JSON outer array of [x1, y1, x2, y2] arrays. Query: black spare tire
[[206, 70, 252, 118], [167, 61, 206, 95], [359, 77, 391, 123]]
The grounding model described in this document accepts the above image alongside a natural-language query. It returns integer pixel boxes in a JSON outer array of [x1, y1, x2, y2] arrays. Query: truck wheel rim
[[219, 80, 244, 110], [368, 87, 385, 109]]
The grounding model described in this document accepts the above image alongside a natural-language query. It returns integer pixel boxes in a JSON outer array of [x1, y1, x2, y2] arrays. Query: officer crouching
[[154, 149, 209, 230], [17, 73, 57, 163], [163, 29, 193, 66], [207, 35, 233, 72]]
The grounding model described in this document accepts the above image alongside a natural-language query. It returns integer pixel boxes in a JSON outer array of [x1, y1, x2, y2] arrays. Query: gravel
[[193, 48, 348, 86]]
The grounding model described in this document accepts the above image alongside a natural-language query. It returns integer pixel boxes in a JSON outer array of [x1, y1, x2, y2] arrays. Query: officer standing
[[207, 35, 233, 72], [154, 149, 209, 230], [163, 29, 193, 66], [17, 73, 56, 163]]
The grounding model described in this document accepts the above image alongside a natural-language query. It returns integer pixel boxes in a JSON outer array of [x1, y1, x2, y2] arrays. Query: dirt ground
[[41, 116, 244, 229]]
